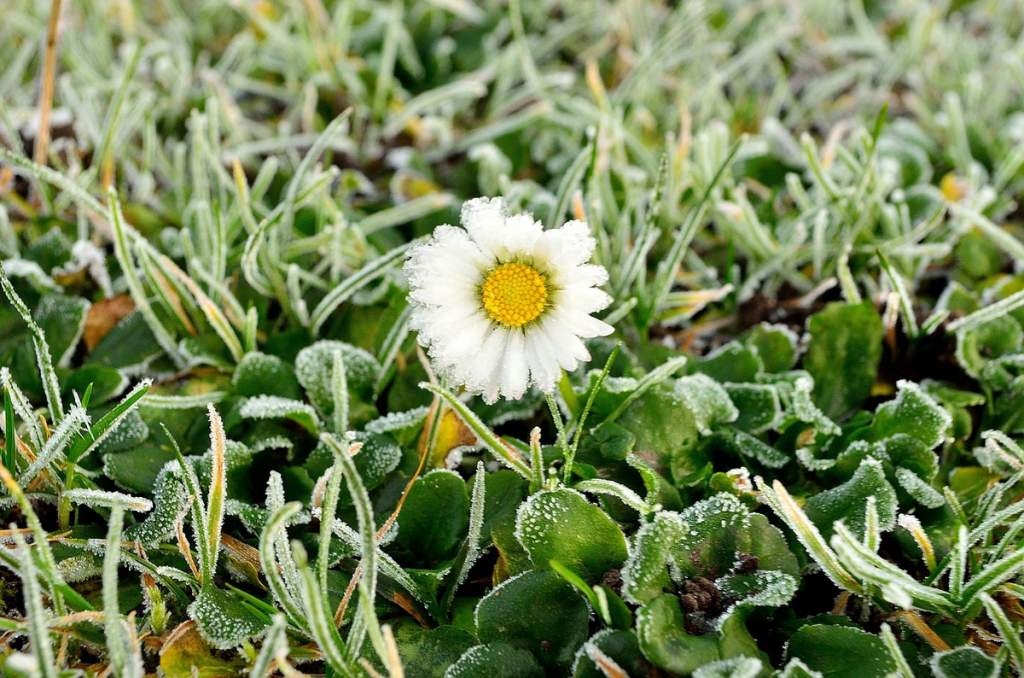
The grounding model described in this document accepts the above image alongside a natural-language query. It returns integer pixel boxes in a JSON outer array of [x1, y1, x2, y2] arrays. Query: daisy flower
[[405, 197, 614, 403]]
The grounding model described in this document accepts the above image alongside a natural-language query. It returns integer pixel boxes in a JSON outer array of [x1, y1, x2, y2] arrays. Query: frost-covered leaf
[[446, 643, 544, 678], [35, 294, 89, 367], [295, 340, 380, 415], [232, 352, 301, 399], [724, 383, 781, 433], [306, 432, 402, 499], [726, 429, 789, 468], [94, 409, 150, 455], [930, 646, 1000, 678], [62, 488, 152, 512], [785, 375, 841, 437], [239, 395, 320, 433], [955, 316, 1023, 383], [515, 488, 628, 583], [621, 512, 682, 604], [747, 323, 798, 373], [894, 467, 945, 508], [805, 302, 884, 418], [804, 459, 897, 539], [187, 586, 268, 649], [126, 465, 189, 545], [622, 496, 797, 606], [675, 374, 738, 435], [693, 656, 764, 678], [716, 569, 798, 611], [365, 405, 429, 438], [693, 342, 763, 382], [871, 380, 951, 449]]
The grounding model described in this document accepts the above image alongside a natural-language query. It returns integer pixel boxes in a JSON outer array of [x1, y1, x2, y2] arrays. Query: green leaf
[[87, 311, 163, 369], [475, 571, 589, 670], [727, 429, 789, 468], [158, 620, 240, 677], [871, 380, 951, 449], [693, 342, 763, 382], [724, 383, 781, 433], [232, 352, 301, 399], [787, 625, 896, 678], [306, 433, 402, 501], [747, 323, 798, 373], [693, 656, 763, 678], [930, 647, 1000, 678], [955, 316, 1023, 384], [35, 294, 89, 367], [61, 365, 127, 405], [383, 622, 476, 678], [676, 374, 738, 435], [619, 383, 701, 482], [572, 630, 648, 678], [805, 302, 884, 418], [103, 444, 177, 494], [804, 459, 897, 539], [717, 570, 798, 610], [515, 488, 628, 583], [187, 586, 268, 650], [636, 594, 720, 674], [295, 340, 380, 417], [623, 496, 798, 605], [447, 643, 544, 678], [238, 395, 321, 433], [393, 469, 469, 564]]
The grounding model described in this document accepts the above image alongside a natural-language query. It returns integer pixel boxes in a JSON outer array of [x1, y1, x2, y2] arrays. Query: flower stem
[[545, 392, 573, 482]]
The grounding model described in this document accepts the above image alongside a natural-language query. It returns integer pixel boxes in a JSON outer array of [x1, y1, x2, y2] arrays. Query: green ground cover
[[1, 1, 1024, 675]]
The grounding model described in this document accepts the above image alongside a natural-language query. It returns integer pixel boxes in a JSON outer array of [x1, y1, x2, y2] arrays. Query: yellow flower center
[[480, 262, 548, 328]]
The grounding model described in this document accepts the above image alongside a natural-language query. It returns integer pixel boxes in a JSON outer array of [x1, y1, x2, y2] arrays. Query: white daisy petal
[[461, 197, 506, 257], [524, 331, 561, 392], [558, 286, 613, 315], [492, 214, 544, 259], [475, 327, 511, 403], [404, 198, 616, 402], [499, 330, 530, 400]]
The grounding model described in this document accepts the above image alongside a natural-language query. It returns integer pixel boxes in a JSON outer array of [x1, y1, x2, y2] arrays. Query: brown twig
[[32, 0, 64, 173], [893, 610, 952, 652]]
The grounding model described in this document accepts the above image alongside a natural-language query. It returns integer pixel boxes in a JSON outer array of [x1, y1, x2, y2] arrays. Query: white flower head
[[405, 197, 613, 403]]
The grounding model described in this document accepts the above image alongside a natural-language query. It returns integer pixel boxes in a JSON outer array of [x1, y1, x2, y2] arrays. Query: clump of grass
[[1, 1, 1024, 675]]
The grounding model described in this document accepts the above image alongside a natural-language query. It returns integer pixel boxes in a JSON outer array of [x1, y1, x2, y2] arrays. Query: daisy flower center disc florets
[[480, 262, 548, 328], [405, 197, 614, 404]]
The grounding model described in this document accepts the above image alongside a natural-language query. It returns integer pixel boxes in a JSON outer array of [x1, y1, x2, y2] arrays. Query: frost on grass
[[62, 488, 153, 512]]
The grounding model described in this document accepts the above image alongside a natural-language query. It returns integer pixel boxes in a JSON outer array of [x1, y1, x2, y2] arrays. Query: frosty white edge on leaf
[[404, 197, 613, 404]]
